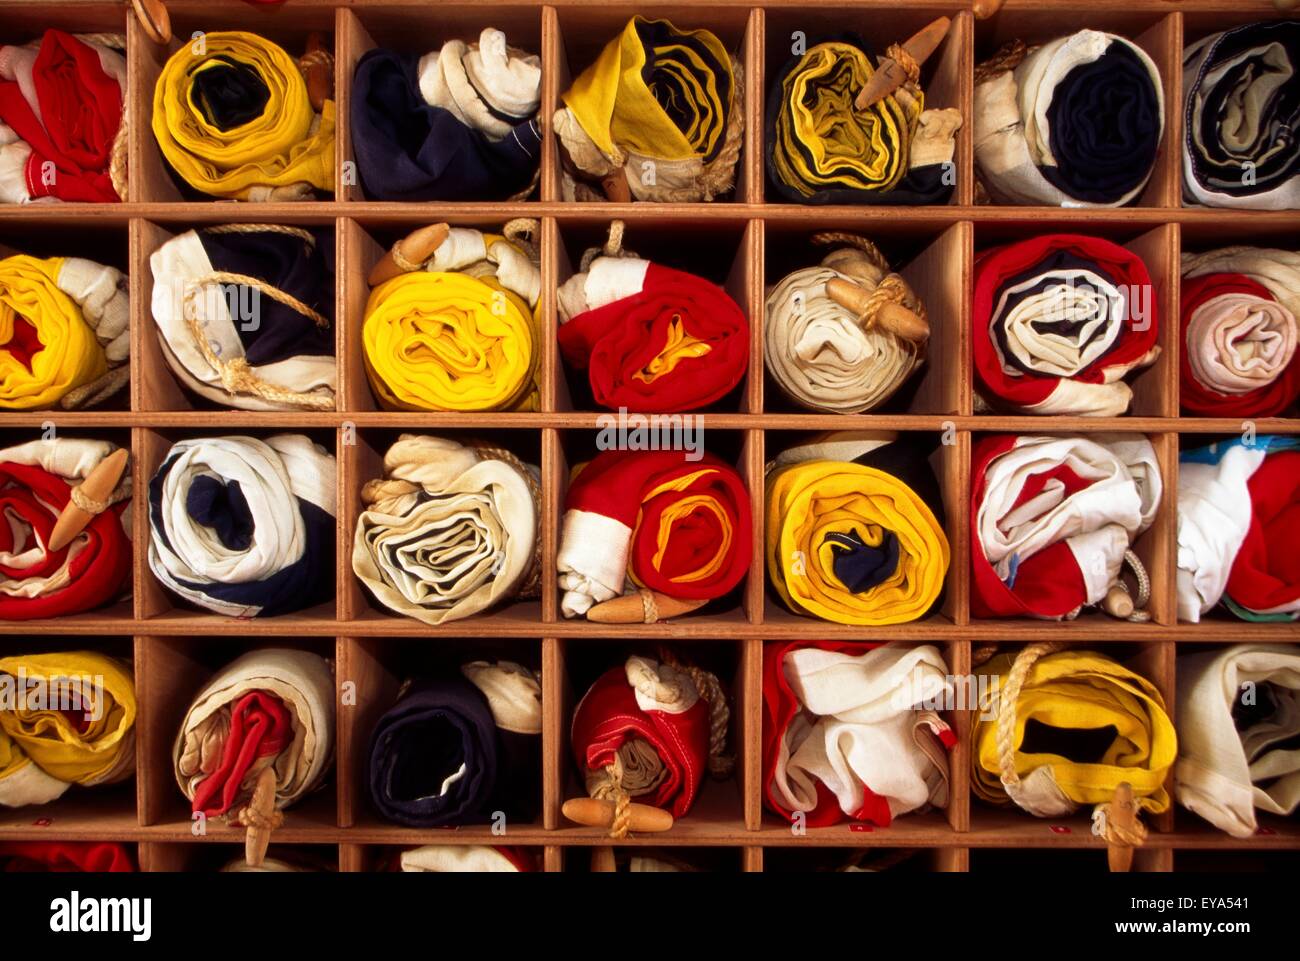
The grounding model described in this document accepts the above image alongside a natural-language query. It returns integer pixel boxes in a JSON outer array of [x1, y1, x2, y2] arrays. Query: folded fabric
[[1180, 247, 1300, 417], [351, 30, 541, 201], [1176, 644, 1300, 837], [148, 435, 336, 618], [352, 435, 540, 625], [1184, 21, 1300, 210], [363, 226, 540, 411], [766, 432, 948, 625], [555, 17, 742, 202], [971, 647, 1175, 817], [152, 31, 334, 200], [400, 846, 535, 872], [558, 251, 747, 412], [1177, 436, 1300, 622], [0, 438, 131, 620], [763, 642, 955, 827], [174, 648, 334, 819], [149, 224, 335, 411], [974, 235, 1160, 415], [557, 449, 751, 618], [0, 651, 135, 808], [368, 661, 541, 827], [0, 254, 128, 410], [0, 842, 135, 872], [572, 656, 713, 819], [222, 857, 307, 873], [767, 35, 961, 205], [0, 30, 125, 203], [975, 31, 1164, 206], [971, 434, 1161, 619], [765, 236, 927, 413]]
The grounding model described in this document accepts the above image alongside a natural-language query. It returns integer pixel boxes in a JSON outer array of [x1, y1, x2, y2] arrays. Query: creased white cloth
[[400, 846, 524, 872], [1176, 645, 1300, 837], [418, 29, 540, 141], [425, 227, 540, 308], [462, 661, 541, 735]]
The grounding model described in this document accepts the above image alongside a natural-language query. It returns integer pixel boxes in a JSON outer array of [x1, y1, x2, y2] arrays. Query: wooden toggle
[[48, 449, 129, 554], [590, 847, 618, 872], [302, 32, 333, 112], [130, 0, 171, 45], [826, 277, 930, 343], [242, 766, 284, 869], [1102, 584, 1135, 620], [855, 17, 951, 111], [972, 0, 1008, 19], [368, 223, 451, 286], [1105, 782, 1141, 873], [586, 590, 706, 624], [601, 172, 633, 203], [562, 797, 674, 833]]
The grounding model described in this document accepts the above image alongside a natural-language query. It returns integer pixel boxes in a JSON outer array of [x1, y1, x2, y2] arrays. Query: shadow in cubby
[[139, 842, 339, 872], [554, 217, 756, 415], [564, 846, 743, 872], [334, 636, 544, 835], [1174, 850, 1300, 872], [762, 847, 962, 873], [134, 425, 339, 626], [761, 220, 968, 417], [339, 843, 547, 872], [133, 635, 339, 833]]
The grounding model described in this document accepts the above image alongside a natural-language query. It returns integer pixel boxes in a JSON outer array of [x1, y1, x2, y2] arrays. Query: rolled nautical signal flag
[[557, 230, 748, 413], [174, 648, 334, 819], [973, 234, 1160, 416], [974, 31, 1164, 207], [971, 646, 1175, 817], [1184, 21, 1300, 210], [152, 31, 335, 200], [554, 17, 742, 202], [352, 436, 540, 626], [0, 254, 128, 411], [766, 35, 962, 205], [766, 432, 948, 626], [399, 846, 537, 872], [1176, 644, 1300, 837], [363, 225, 540, 411], [1180, 247, 1300, 418], [149, 224, 335, 411], [0, 439, 131, 620], [0, 652, 136, 808], [556, 449, 751, 619], [0, 842, 135, 871], [971, 434, 1161, 620], [351, 29, 541, 202], [368, 661, 541, 828], [148, 435, 336, 618], [763, 642, 955, 827], [1177, 436, 1300, 622], [0, 30, 125, 203], [765, 234, 927, 413]]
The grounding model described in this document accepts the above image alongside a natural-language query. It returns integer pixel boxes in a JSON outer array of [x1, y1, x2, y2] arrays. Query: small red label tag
[[1256, 826, 1276, 836], [32, 817, 52, 827], [1049, 825, 1071, 835], [849, 823, 873, 833]]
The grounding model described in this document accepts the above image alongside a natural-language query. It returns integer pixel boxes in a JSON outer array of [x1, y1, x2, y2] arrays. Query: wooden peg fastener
[[855, 17, 951, 111], [47, 448, 128, 553], [302, 32, 333, 112], [586, 590, 706, 624], [1105, 782, 1141, 873], [242, 766, 284, 868], [1101, 584, 1134, 620], [825, 277, 930, 343], [367, 223, 451, 286], [601, 172, 632, 203], [972, 0, 1008, 19], [131, 0, 171, 45], [590, 847, 618, 872], [562, 797, 674, 833]]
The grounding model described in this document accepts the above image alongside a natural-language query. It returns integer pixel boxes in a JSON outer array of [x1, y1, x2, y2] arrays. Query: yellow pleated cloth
[[972, 649, 1175, 817], [766, 459, 948, 625], [152, 31, 335, 201]]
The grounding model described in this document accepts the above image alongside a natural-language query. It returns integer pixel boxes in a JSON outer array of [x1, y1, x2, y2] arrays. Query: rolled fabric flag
[[557, 449, 751, 618], [399, 846, 536, 872], [363, 225, 540, 411], [1176, 644, 1300, 837], [1183, 21, 1300, 210], [971, 434, 1161, 619], [763, 642, 955, 827], [0, 842, 135, 872], [766, 35, 962, 205], [1180, 247, 1300, 417], [555, 17, 742, 202], [152, 31, 335, 200], [352, 435, 540, 625], [368, 661, 541, 827], [148, 435, 336, 618], [174, 648, 334, 819], [1177, 436, 1300, 622], [149, 224, 335, 412], [0, 438, 132, 621], [351, 30, 542, 202], [974, 31, 1165, 207], [0, 254, 129, 410], [764, 236, 927, 413], [557, 244, 748, 412], [0, 651, 135, 808], [973, 234, 1161, 416], [0, 30, 125, 203], [766, 432, 948, 626], [971, 647, 1175, 817], [222, 857, 308, 873]]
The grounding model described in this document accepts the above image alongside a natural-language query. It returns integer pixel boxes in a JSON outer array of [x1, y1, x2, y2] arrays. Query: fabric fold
[[399, 845, 535, 872], [0, 841, 135, 871], [148, 434, 336, 618]]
